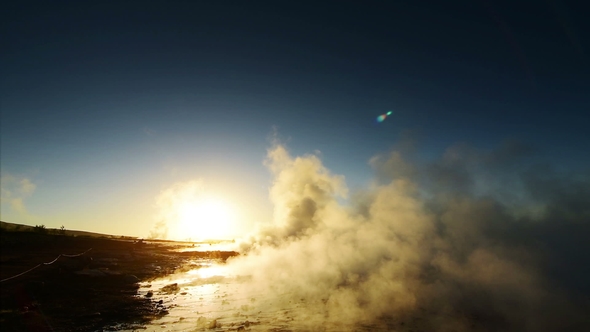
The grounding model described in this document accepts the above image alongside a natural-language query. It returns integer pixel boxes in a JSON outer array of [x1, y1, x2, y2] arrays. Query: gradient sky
[[1, 1, 588, 239]]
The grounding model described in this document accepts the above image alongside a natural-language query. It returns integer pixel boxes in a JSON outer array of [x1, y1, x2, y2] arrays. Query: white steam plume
[[227, 140, 589, 331]]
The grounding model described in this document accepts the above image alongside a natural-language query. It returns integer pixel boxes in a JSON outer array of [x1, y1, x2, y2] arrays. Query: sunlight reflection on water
[[185, 265, 227, 279], [173, 242, 240, 253], [116, 261, 271, 332], [114, 261, 391, 332]]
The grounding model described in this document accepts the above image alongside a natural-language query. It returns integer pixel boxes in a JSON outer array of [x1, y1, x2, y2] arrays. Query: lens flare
[[376, 111, 392, 122]]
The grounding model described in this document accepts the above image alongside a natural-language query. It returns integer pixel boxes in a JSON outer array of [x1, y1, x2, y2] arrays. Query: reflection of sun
[[174, 196, 236, 241]]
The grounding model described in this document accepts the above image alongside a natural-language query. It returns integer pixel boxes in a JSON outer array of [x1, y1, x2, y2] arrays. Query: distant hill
[[1, 221, 234, 244], [0, 220, 138, 240]]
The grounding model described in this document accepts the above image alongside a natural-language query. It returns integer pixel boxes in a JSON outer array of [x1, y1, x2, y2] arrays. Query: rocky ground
[[0, 231, 237, 332]]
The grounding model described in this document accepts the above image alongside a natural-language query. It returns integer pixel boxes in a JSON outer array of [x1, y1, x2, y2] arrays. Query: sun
[[174, 196, 237, 241]]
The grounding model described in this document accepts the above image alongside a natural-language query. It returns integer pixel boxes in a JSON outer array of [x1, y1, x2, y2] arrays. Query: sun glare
[[174, 196, 236, 241]]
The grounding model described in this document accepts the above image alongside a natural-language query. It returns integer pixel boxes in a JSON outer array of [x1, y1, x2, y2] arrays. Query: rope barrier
[[0, 248, 93, 283]]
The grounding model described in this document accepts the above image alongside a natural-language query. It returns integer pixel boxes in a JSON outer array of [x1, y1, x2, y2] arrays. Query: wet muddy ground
[[0, 232, 237, 332]]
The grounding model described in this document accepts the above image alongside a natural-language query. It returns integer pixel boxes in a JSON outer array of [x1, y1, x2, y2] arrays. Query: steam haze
[[227, 140, 590, 331], [2, 2, 588, 330]]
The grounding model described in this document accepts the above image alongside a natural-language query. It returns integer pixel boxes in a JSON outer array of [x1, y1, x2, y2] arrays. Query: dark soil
[[0, 231, 238, 332]]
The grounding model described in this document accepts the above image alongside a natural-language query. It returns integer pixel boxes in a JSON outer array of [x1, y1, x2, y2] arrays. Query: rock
[[145, 291, 153, 298], [196, 316, 208, 328], [159, 283, 180, 294]]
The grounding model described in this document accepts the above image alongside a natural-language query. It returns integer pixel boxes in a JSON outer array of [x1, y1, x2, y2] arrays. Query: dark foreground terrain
[[0, 231, 237, 332]]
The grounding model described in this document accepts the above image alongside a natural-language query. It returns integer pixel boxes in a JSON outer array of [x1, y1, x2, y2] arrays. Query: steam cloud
[[0, 173, 36, 215], [227, 140, 590, 331]]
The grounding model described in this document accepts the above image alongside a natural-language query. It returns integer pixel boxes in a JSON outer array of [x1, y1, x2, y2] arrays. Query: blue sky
[[1, 1, 588, 238]]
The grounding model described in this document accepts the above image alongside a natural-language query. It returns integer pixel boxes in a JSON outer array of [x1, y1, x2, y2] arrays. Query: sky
[[2, 3, 590, 328], [1, 1, 589, 240]]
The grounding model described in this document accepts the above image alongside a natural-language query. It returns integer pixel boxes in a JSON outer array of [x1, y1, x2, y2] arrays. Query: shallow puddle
[[112, 260, 399, 332], [112, 261, 287, 331]]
